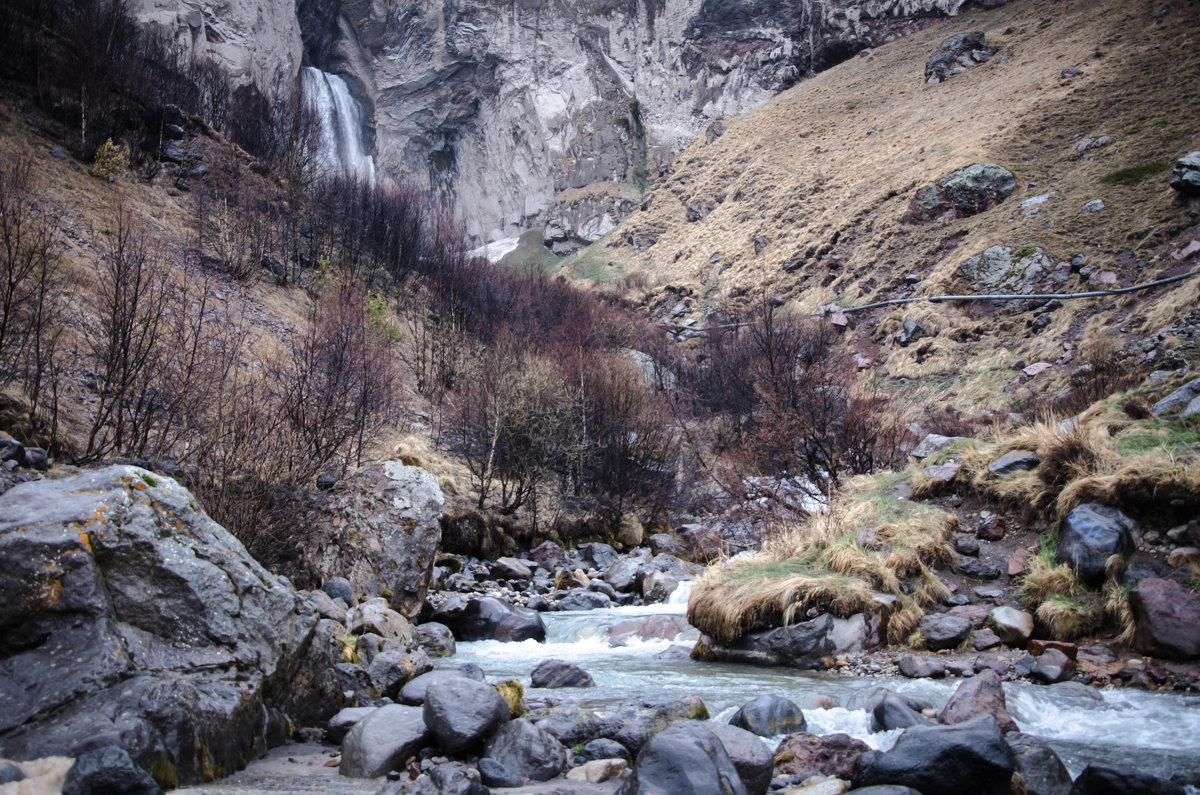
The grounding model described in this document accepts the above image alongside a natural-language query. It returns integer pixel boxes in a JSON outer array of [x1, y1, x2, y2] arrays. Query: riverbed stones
[[774, 733, 870, 779], [340, 705, 430, 778], [567, 758, 628, 783], [938, 670, 1017, 732], [367, 649, 434, 698], [574, 738, 631, 764], [1068, 763, 1186, 795], [853, 716, 1016, 795], [483, 718, 568, 781], [558, 588, 613, 611], [423, 677, 510, 753], [1129, 577, 1200, 660], [491, 556, 532, 580], [642, 570, 681, 602], [898, 655, 946, 678], [605, 557, 648, 592], [0, 466, 335, 784], [62, 746, 162, 795], [1057, 504, 1136, 586], [919, 613, 972, 650], [1030, 648, 1076, 684], [989, 606, 1034, 647], [706, 722, 773, 795], [730, 694, 807, 737], [617, 721, 746, 795], [531, 659, 595, 688]]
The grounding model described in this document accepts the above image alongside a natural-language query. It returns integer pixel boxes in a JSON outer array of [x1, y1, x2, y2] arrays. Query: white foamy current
[[450, 594, 1200, 785], [301, 67, 375, 185]]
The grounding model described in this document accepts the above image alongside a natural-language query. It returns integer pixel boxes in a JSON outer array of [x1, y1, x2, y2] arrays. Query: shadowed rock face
[[296, 0, 1008, 243], [0, 466, 338, 784]]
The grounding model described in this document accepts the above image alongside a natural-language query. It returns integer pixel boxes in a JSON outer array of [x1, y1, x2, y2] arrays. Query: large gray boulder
[[445, 596, 546, 642], [853, 716, 1017, 795], [705, 722, 773, 795], [423, 677, 510, 753], [300, 461, 444, 617], [0, 466, 338, 784], [1006, 732, 1071, 795], [960, 246, 1053, 294], [616, 721, 747, 795], [729, 694, 806, 737], [340, 705, 430, 778], [483, 718, 568, 781], [1057, 504, 1136, 587], [1130, 578, 1200, 660]]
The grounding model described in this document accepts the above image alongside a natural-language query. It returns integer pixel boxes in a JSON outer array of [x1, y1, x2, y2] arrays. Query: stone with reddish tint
[[939, 669, 1017, 733], [773, 732, 869, 779], [1028, 640, 1077, 660], [1130, 578, 1200, 660]]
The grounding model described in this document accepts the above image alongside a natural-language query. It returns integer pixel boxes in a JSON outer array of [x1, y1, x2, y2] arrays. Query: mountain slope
[[585, 0, 1200, 412]]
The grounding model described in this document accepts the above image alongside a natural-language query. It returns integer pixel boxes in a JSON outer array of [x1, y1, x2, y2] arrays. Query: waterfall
[[300, 66, 376, 185]]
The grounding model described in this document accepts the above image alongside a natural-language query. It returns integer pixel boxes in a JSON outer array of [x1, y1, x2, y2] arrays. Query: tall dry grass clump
[[688, 473, 956, 645]]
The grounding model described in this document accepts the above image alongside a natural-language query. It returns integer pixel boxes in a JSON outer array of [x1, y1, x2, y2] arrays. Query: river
[[452, 586, 1200, 786]]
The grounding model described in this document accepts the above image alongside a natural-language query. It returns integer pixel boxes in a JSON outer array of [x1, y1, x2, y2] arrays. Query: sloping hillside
[[577, 0, 1200, 413]]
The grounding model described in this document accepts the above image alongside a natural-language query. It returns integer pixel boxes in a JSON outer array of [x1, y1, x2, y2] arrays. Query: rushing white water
[[451, 601, 1200, 786], [301, 67, 375, 185]]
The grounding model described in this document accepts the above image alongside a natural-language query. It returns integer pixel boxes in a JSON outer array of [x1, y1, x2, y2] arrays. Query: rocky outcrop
[[543, 184, 641, 255], [129, 0, 302, 85], [906, 163, 1015, 222], [300, 0, 1010, 244], [300, 461, 444, 617], [960, 246, 1053, 294], [1170, 152, 1200, 199], [924, 31, 997, 83], [0, 466, 338, 785]]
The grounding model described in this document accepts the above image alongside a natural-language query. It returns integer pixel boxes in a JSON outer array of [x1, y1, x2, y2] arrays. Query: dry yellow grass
[[1035, 594, 1097, 641], [688, 473, 955, 644], [573, 0, 1200, 417]]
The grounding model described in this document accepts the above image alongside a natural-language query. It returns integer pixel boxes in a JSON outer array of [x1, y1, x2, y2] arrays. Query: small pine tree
[[91, 139, 129, 179]]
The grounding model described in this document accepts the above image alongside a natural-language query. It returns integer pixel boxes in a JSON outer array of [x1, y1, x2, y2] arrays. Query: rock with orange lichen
[[0, 465, 342, 785]]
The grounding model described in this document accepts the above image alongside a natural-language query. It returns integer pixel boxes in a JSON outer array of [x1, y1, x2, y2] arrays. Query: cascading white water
[[300, 67, 376, 185], [451, 601, 1200, 787]]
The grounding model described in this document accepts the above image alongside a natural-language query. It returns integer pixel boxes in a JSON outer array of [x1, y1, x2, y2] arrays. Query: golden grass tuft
[[1102, 582, 1136, 643], [887, 601, 925, 646], [1035, 594, 1097, 641], [688, 472, 956, 643], [1018, 544, 1082, 608], [1054, 456, 1200, 520]]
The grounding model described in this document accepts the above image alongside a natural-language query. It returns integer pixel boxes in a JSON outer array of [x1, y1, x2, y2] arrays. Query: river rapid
[[452, 585, 1200, 787]]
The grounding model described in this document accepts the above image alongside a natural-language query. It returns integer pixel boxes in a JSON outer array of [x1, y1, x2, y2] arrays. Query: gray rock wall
[[305, 0, 1009, 243]]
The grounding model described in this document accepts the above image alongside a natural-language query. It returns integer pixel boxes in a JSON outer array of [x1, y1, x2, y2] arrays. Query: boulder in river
[[729, 694, 807, 737], [617, 721, 746, 795], [938, 669, 1017, 732], [531, 658, 595, 688], [557, 588, 613, 611], [870, 692, 932, 732], [446, 596, 546, 641], [423, 677, 510, 753], [414, 622, 456, 657], [0, 466, 338, 784], [853, 716, 1016, 795]]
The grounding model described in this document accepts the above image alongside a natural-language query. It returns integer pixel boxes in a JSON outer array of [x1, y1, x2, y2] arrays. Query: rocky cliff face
[[300, 0, 1008, 244], [129, 0, 304, 86]]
